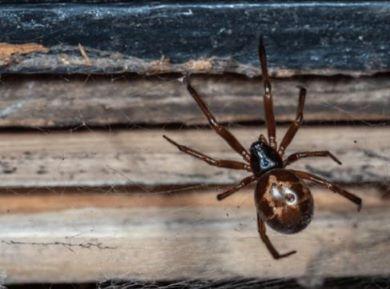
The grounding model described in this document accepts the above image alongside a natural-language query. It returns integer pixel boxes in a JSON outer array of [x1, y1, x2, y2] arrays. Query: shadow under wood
[[0, 184, 386, 215], [4, 276, 390, 289]]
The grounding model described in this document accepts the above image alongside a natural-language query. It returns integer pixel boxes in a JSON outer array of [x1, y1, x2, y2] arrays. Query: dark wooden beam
[[0, 1, 389, 76]]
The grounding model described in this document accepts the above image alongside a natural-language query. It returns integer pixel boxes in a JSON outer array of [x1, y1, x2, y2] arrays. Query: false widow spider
[[163, 38, 362, 259]]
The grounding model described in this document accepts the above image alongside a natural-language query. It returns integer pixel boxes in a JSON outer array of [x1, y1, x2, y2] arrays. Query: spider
[[163, 38, 362, 259]]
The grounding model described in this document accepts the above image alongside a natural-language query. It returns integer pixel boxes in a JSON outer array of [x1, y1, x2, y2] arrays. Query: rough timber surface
[[0, 127, 388, 188], [0, 186, 387, 284], [1, 2, 390, 75], [0, 75, 388, 128]]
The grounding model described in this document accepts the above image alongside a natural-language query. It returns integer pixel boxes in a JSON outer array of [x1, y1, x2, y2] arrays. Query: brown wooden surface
[[0, 3, 388, 285], [0, 186, 388, 284], [0, 75, 388, 128], [0, 126, 387, 188], [0, 125, 387, 284], [0, 43, 48, 64], [0, 71, 388, 285]]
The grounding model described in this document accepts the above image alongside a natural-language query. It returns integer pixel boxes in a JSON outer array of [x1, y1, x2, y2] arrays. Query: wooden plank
[[0, 188, 387, 284], [0, 127, 388, 188], [1, 2, 390, 75], [0, 75, 388, 128]]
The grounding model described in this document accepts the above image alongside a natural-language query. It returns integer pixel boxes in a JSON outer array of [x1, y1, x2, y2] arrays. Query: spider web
[[0, 72, 388, 289]]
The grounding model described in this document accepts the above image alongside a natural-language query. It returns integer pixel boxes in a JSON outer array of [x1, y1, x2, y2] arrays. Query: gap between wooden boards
[[0, 184, 385, 215]]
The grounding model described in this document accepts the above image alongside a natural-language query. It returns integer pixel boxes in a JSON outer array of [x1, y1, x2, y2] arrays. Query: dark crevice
[[0, 119, 387, 134], [0, 182, 387, 197], [4, 276, 390, 289]]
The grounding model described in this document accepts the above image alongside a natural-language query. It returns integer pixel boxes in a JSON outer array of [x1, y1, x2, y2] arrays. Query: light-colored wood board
[[0, 127, 388, 188], [0, 75, 388, 127], [0, 198, 387, 284]]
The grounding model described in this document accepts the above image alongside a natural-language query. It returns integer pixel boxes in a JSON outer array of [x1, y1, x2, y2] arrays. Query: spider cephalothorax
[[163, 37, 362, 259], [250, 139, 283, 176]]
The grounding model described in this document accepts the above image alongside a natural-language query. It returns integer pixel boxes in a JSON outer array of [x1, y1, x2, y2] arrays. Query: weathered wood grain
[[0, 189, 387, 284], [0, 75, 388, 128], [1, 2, 390, 75], [0, 127, 387, 188]]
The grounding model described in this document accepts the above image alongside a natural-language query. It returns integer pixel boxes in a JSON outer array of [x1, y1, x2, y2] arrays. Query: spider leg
[[217, 175, 256, 200], [257, 214, 297, 259], [186, 78, 251, 163], [163, 135, 251, 171], [291, 170, 362, 211], [259, 134, 268, 144], [278, 87, 306, 156], [284, 151, 342, 167], [259, 37, 277, 149]]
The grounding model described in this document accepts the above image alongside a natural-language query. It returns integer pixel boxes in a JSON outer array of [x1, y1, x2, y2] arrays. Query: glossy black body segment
[[250, 140, 283, 176]]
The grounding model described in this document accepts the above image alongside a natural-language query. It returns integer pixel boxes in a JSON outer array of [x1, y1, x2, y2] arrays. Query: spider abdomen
[[255, 169, 314, 234]]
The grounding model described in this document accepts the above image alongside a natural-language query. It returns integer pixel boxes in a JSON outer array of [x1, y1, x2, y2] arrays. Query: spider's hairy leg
[[291, 170, 362, 211], [278, 86, 306, 156], [257, 214, 297, 259], [259, 134, 268, 144], [259, 36, 277, 149], [185, 77, 251, 163], [163, 135, 251, 171], [284, 151, 342, 167], [217, 175, 256, 200]]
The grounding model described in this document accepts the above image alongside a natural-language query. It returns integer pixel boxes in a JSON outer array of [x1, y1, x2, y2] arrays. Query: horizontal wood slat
[[0, 127, 387, 188], [0, 188, 387, 284], [0, 75, 388, 128]]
